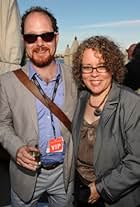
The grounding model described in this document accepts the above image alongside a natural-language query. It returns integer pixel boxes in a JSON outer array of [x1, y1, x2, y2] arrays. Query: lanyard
[[32, 74, 61, 137]]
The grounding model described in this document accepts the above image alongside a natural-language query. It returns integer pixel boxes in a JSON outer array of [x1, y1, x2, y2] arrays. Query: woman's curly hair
[[72, 36, 126, 88]]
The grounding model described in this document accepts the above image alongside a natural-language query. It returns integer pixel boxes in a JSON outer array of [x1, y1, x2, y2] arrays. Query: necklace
[[89, 89, 110, 116]]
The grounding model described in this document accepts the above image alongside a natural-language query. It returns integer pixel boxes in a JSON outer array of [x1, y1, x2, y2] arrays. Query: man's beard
[[30, 46, 55, 67]]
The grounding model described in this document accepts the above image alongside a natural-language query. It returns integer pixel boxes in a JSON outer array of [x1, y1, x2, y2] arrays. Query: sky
[[17, 0, 140, 54]]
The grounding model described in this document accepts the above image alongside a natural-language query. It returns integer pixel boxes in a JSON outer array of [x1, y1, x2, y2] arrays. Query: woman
[[72, 36, 140, 207]]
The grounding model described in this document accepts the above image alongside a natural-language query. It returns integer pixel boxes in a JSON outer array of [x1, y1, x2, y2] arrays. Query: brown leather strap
[[13, 69, 72, 133]]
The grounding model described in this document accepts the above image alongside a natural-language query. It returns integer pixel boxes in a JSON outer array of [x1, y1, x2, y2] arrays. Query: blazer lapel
[[27, 93, 38, 134], [73, 91, 89, 158], [21, 65, 38, 133], [100, 82, 120, 126], [94, 82, 121, 164], [59, 64, 77, 139]]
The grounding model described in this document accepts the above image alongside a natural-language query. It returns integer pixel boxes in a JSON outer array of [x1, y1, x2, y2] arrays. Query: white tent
[[0, 0, 24, 74]]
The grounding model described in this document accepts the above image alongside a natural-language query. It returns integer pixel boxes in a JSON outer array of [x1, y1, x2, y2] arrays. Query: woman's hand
[[88, 182, 100, 204]]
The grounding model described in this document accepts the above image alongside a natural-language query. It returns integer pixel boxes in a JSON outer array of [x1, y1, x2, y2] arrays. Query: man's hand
[[88, 182, 100, 204], [16, 145, 40, 171]]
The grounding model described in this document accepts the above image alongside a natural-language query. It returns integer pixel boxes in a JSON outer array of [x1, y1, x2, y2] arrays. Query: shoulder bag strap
[[13, 69, 72, 133]]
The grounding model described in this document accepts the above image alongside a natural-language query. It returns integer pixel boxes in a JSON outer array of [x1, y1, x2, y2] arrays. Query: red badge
[[46, 137, 64, 153]]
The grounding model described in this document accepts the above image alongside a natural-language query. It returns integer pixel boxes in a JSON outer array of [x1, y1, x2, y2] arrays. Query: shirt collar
[[28, 60, 61, 81]]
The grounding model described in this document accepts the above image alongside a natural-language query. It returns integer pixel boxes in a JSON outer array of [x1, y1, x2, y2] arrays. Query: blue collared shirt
[[29, 61, 65, 165]]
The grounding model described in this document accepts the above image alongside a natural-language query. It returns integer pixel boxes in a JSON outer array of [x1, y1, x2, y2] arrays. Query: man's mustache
[[33, 46, 49, 53]]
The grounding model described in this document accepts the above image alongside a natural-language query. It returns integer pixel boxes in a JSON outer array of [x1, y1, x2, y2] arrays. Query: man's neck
[[33, 61, 57, 83]]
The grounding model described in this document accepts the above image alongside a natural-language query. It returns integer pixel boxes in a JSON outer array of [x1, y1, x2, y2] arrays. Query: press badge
[[46, 137, 64, 153]]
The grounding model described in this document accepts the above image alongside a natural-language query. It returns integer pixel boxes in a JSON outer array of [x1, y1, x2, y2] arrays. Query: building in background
[[63, 36, 79, 65], [63, 44, 70, 65]]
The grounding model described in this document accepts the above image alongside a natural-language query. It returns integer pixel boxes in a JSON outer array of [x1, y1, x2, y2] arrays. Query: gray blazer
[[72, 82, 140, 207], [0, 63, 77, 202]]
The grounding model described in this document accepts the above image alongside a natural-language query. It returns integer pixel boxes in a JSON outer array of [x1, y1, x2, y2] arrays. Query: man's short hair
[[21, 6, 59, 35]]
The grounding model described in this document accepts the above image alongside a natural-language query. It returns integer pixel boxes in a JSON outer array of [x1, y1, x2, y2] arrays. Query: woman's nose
[[91, 68, 99, 76]]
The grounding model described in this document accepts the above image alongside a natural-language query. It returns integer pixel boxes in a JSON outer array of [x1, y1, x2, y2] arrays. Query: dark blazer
[[72, 82, 140, 207], [0, 62, 77, 202]]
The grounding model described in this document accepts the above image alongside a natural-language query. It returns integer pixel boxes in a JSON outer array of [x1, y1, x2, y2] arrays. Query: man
[[0, 7, 77, 207]]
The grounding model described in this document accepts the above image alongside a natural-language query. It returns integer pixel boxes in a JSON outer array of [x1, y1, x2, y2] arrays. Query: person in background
[[72, 35, 140, 207], [0, 6, 77, 207], [124, 42, 140, 92], [126, 43, 137, 61]]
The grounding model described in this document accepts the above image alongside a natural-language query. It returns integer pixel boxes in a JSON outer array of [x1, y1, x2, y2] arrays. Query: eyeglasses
[[23, 32, 56, 44], [81, 65, 108, 73]]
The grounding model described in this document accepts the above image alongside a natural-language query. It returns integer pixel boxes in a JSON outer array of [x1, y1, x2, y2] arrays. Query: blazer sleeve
[[0, 75, 25, 160], [96, 97, 140, 203]]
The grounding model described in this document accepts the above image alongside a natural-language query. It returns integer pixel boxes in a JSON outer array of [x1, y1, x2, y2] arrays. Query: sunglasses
[[23, 32, 56, 44]]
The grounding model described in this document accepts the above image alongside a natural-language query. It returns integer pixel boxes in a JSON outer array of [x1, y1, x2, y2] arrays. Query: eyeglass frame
[[81, 65, 109, 74], [23, 32, 57, 44]]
